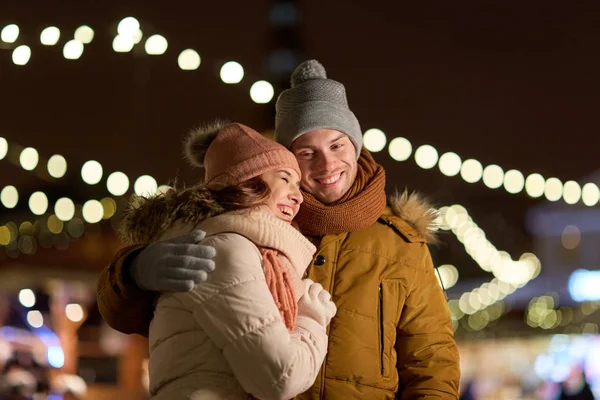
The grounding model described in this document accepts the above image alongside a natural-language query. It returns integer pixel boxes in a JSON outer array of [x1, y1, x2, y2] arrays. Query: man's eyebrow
[[294, 134, 347, 151], [330, 133, 346, 143]]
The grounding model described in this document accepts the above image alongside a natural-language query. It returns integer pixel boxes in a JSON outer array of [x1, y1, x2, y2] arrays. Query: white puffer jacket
[[148, 208, 328, 400]]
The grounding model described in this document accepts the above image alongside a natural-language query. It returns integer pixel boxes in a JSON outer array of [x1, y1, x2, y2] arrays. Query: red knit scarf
[[259, 248, 297, 332], [295, 148, 387, 236]]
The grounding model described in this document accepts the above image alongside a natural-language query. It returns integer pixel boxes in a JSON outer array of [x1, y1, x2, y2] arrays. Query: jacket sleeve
[[181, 233, 328, 400], [395, 245, 461, 399], [97, 244, 157, 337]]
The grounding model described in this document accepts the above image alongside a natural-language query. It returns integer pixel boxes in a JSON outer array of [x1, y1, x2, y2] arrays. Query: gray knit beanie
[[275, 60, 362, 158]]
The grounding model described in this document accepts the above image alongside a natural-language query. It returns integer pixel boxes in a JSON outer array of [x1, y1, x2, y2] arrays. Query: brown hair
[[210, 176, 271, 212]]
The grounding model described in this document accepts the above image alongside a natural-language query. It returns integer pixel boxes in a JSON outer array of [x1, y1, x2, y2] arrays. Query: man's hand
[[130, 231, 216, 292]]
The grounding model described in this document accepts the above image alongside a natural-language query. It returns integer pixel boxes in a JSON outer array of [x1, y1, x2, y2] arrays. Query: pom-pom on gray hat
[[275, 60, 362, 158]]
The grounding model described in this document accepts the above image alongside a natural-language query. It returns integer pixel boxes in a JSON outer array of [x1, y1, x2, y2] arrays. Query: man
[[98, 60, 460, 398]]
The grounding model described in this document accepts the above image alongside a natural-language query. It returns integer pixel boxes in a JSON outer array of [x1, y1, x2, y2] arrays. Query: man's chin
[[303, 183, 349, 204]]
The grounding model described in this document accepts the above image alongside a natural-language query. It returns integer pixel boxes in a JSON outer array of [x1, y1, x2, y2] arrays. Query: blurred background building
[[0, 1, 598, 399]]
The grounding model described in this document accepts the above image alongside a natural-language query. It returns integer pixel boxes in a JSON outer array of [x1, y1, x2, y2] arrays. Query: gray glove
[[130, 230, 216, 292]]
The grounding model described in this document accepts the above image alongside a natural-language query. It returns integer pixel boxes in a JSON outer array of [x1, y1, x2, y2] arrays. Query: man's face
[[290, 129, 358, 204]]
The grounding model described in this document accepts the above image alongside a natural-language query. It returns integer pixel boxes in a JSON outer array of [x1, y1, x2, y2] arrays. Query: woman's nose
[[290, 187, 303, 205]]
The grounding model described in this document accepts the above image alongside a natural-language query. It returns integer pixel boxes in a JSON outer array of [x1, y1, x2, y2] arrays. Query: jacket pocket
[[379, 279, 407, 379]]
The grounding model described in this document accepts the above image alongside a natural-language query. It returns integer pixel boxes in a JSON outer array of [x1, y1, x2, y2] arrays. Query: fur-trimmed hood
[[119, 184, 225, 245], [120, 186, 439, 246], [388, 190, 439, 244]]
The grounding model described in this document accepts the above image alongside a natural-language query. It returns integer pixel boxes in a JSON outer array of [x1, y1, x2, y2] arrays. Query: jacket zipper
[[379, 283, 384, 376], [319, 247, 334, 399]]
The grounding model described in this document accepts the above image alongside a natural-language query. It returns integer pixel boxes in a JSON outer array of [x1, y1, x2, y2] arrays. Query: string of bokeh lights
[[0, 137, 167, 224], [436, 205, 542, 331], [0, 134, 172, 258], [0, 18, 275, 104], [363, 128, 600, 207]]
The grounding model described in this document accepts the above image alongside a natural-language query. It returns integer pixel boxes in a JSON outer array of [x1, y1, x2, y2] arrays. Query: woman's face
[[260, 168, 303, 223]]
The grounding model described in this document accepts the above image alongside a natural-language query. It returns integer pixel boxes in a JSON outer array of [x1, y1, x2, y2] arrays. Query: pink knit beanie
[[184, 121, 301, 187]]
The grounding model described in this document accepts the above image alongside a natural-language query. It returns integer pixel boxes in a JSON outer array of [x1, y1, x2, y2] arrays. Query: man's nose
[[317, 151, 337, 170]]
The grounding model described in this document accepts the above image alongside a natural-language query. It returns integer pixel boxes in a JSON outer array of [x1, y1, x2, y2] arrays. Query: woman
[[120, 122, 336, 400]]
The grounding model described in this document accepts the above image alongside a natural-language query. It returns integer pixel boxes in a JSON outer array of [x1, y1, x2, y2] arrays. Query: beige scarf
[[197, 208, 315, 331]]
